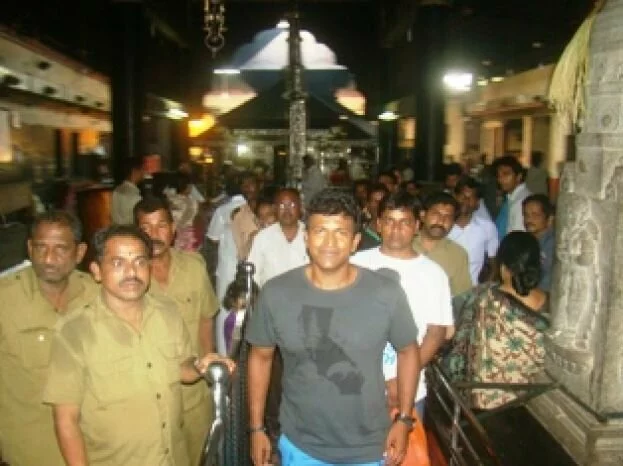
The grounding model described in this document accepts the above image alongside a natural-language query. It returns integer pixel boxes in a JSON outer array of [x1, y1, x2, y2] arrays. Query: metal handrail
[[200, 261, 256, 466], [427, 362, 559, 466], [201, 362, 231, 466]]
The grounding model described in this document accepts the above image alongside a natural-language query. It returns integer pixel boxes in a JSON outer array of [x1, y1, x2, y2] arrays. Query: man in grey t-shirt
[[246, 189, 420, 466]]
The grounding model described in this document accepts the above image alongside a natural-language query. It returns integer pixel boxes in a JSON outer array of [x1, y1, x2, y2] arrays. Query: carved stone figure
[[551, 196, 600, 350], [529, 1, 623, 464]]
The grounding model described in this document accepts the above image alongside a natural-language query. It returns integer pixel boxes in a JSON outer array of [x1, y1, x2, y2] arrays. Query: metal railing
[[426, 362, 558, 466], [200, 262, 256, 466]]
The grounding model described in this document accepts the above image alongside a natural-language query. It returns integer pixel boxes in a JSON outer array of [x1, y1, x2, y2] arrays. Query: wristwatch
[[394, 412, 416, 430]]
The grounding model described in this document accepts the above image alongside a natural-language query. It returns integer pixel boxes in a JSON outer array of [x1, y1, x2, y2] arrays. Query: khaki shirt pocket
[[158, 342, 182, 385], [19, 327, 53, 368], [89, 356, 136, 405]]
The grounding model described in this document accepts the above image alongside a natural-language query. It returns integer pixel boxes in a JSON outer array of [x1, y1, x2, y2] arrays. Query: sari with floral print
[[443, 283, 549, 409]]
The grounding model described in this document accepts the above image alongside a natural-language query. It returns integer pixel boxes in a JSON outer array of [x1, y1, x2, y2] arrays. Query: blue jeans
[[278, 435, 384, 466]]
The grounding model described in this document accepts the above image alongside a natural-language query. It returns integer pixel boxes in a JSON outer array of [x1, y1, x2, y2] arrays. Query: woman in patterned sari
[[443, 231, 549, 409]]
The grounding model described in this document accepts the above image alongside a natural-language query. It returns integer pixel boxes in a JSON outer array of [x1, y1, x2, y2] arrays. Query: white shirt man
[[302, 156, 327, 205], [351, 247, 453, 410], [248, 221, 308, 287], [111, 180, 142, 224], [206, 194, 248, 354], [451, 177, 500, 284], [507, 183, 531, 233], [448, 216, 499, 285]]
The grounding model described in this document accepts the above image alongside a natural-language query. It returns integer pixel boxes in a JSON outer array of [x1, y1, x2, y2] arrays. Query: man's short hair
[[30, 210, 83, 243], [91, 225, 153, 263], [275, 187, 301, 202], [531, 151, 544, 168], [493, 155, 524, 176], [454, 176, 483, 199], [133, 196, 174, 224], [522, 194, 554, 217], [353, 179, 371, 190], [444, 163, 463, 178], [422, 191, 460, 214], [125, 157, 144, 179], [377, 170, 398, 184], [305, 188, 361, 231], [378, 192, 422, 219], [367, 182, 389, 200]]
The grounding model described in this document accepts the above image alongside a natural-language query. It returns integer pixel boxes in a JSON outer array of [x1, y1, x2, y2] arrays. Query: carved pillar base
[[529, 387, 623, 465]]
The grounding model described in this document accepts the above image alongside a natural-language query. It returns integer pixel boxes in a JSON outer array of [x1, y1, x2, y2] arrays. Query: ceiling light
[[477, 78, 488, 87], [481, 59, 492, 66], [214, 68, 240, 75], [167, 108, 189, 119], [491, 76, 504, 83], [378, 110, 399, 121], [277, 20, 289, 29], [532, 41, 543, 48], [339, 115, 348, 120], [237, 144, 250, 156], [443, 71, 473, 92]]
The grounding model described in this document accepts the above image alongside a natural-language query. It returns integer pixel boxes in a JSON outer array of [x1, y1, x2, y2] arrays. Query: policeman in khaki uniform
[[0, 211, 97, 466], [134, 197, 219, 464], [43, 225, 233, 466]]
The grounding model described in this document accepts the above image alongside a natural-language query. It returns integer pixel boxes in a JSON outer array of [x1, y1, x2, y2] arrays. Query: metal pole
[[287, 0, 306, 187], [201, 361, 231, 466]]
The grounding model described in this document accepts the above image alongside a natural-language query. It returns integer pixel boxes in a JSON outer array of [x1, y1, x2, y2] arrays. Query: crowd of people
[[0, 152, 557, 466]]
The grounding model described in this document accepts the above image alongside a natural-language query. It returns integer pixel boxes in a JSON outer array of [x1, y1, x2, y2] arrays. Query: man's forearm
[[396, 342, 420, 415], [419, 325, 448, 367], [248, 346, 274, 428], [198, 316, 215, 355], [181, 357, 201, 384], [53, 405, 88, 466]]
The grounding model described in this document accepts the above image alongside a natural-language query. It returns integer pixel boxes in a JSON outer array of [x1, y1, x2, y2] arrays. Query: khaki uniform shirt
[[43, 294, 192, 466], [413, 234, 472, 297], [149, 250, 218, 410], [0, 267, 97, 466]]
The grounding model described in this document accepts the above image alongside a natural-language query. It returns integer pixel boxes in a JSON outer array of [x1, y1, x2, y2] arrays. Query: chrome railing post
[[201, 361, 231, 466]]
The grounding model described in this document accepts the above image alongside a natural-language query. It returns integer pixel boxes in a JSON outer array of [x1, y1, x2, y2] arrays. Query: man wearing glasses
[[248, 188, 308, 287]]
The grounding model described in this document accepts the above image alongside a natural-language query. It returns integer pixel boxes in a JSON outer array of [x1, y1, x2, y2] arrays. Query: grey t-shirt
[[246, 266, 418, 463]]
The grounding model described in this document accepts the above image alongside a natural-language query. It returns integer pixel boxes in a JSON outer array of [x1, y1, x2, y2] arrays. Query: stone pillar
[[481, 120, 503, 160], [110, 0, 145, 185], [529, 1, 623, 463], [286, 6, 306, 186], [521, 115, 533, 166], [445, 99, 466, 161], [413, 0, 450, 182], [548, 112, 572, 178]]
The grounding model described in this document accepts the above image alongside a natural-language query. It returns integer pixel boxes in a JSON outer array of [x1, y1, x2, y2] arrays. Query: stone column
[[521, 115, 533, 166], [480, 120, 503, 160], [548, 112, 572, 178], [110, 0, 145, 185], [529, 1, 623, 463], [445, 99, 466, 161], [286, 6, 306, 186]]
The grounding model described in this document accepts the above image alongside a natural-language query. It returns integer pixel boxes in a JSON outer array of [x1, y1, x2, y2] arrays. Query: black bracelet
[[248, 425, 267, 433]]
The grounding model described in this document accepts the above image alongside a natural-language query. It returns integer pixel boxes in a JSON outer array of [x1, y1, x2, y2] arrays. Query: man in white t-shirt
[[351, 192, 453, 418], [248, 188, 308, 286], [206, 173, 258, 354], [448, 176, 499, 285]]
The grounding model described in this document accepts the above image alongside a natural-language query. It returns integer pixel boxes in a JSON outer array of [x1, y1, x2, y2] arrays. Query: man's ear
[[351, 232, 361, 253], [89, 261, 102, 283], [76, 242, 88, 264]]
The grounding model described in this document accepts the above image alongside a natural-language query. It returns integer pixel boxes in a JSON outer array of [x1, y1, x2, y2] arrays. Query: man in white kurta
[[248, 188, 308, 287]]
